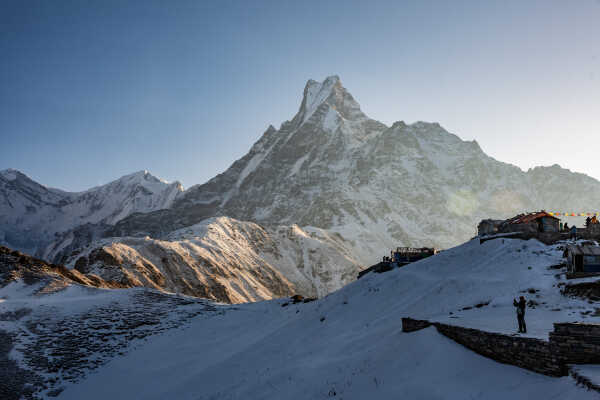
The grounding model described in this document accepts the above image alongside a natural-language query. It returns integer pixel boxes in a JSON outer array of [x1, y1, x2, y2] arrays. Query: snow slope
[[33, 237, 598, 399]]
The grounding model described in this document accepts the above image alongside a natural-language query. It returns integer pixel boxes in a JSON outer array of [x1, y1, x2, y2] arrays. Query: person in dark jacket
[[571, 225, 578, 240], [513, 296, 527, 333]]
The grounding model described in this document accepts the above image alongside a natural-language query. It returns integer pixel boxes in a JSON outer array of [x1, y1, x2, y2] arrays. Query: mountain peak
[[293, 75, 366, 127], [119, 170, 169, 185]]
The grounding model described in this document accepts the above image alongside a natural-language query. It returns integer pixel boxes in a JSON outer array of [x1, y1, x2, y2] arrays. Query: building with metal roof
[[499, 211, 560, 234]]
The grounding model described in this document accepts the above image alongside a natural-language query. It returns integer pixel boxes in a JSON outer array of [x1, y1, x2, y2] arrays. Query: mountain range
[[3, 75, 600, 302]]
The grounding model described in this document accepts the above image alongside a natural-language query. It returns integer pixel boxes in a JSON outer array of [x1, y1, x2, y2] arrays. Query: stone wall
[[550, 323, 600, 364], [401, 318, 566, 376], [561, 281, 600, 298], [434, 323, 565, 376]]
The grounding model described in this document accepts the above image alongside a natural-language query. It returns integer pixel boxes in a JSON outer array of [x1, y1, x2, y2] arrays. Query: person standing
[[513, 296, 527, 333], [571, 225, 578, 240]]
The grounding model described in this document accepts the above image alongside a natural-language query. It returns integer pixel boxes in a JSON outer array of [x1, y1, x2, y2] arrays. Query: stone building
[[477, 219, 503, 236]]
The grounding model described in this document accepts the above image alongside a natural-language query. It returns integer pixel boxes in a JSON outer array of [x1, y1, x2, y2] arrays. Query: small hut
[[565, 244, 600, 274]]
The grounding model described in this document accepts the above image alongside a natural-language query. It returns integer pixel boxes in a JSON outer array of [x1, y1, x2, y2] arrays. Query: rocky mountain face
[[0, 169, 183, 255], [106, 76, 600, 264], [53, 217, 360, 303], [4, 75, 600, 302]]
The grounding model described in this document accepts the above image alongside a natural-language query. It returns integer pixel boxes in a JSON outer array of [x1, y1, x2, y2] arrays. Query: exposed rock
[[0, 246, 128, 292], [59, 217, 362, 303]]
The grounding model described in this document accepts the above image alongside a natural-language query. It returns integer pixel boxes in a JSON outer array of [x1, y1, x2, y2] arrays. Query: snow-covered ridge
[[55, 216, 361, 302], [0, 169, 183, 255]]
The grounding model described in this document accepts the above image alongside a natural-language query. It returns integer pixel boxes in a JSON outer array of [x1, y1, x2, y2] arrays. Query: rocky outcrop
[[0, 246, 128, 293]]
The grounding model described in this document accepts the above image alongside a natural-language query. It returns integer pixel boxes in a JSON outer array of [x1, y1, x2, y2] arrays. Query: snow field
[[59, 238, 598, 399]]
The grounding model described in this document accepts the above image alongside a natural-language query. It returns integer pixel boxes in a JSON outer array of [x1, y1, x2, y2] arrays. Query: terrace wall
[[401, 318, 600, 377], [550, 323, 600, 364]]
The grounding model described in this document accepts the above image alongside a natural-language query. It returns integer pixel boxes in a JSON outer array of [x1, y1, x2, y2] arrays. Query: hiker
[[592, 215, 598, 225], [571, 225, 577, 240], [560, 222, 564, 231], [513, 296, 527, 333], [563, 222, 569, 232], [586, 217, 592, 228]]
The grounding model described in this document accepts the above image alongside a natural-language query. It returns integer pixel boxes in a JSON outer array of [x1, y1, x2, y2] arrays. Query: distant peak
[[117, 170, 173, 185]]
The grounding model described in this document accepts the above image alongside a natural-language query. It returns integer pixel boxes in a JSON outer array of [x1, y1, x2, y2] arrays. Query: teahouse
[[500, 211, 560, 233]]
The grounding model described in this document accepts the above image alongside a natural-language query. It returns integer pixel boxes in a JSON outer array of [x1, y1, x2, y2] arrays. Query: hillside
[[3, 237, 600, 399], [54, 217, 360, 303], [0, 246, 128, 293]]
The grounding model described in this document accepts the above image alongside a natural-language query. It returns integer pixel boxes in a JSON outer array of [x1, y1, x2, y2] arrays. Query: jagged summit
[[291, 75, 368, 129]]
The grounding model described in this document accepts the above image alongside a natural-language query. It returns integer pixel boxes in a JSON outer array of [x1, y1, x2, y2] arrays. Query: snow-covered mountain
[[0, 169, 183, 255], [108, 76, 600, 264], [6, 75, 600, 302], [52, 217, 360, 303]]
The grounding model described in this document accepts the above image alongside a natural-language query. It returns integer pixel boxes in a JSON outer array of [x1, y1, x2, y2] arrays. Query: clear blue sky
[[2, 0, 599, 191]]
